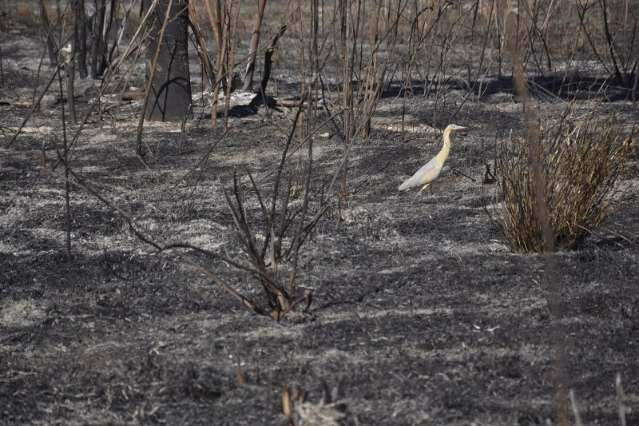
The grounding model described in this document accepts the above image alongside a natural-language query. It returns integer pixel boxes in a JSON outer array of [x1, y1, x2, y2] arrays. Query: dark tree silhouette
[[143, 0, 191, 121]]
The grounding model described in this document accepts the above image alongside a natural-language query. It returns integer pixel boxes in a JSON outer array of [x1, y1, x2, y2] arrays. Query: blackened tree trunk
[[90, 0, 107, 78], [241, 0, 267, 92], [143, 0, 191, 121], [75, 0, 88, 78], [38, 0, 58, 66], [103, 0, 118, 69]]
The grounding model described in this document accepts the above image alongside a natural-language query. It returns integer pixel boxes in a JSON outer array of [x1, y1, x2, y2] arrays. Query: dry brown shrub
[[497, 112, 634, 252]]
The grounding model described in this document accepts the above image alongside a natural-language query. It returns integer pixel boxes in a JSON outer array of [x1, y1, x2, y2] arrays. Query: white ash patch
[[295, 400, 347, 426], [1, 299, 47, 328]]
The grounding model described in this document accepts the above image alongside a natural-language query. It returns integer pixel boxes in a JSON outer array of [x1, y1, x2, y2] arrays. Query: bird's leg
[[418, 183, 431, 194]]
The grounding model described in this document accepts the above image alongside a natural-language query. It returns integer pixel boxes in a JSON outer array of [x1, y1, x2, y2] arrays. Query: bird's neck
[[436, 128, 452, 163]]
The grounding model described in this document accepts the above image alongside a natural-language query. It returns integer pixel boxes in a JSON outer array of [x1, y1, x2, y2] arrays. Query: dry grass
[[497, 111, 634, 252]]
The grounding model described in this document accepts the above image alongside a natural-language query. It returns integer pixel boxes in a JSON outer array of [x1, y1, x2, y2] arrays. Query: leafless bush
[[497, 111, 634, 252], [216, 101, 340, 319], [157, 99, 344, 320]]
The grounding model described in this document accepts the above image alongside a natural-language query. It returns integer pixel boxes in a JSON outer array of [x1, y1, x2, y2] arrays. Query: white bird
[[398, 124, 466, 193]]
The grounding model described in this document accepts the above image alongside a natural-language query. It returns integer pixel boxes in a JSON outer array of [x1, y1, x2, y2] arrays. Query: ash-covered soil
[[2, 20, 639, 426]]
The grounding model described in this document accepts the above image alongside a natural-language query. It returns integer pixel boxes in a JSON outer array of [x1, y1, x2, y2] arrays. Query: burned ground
[[2, 17, 639, 426]]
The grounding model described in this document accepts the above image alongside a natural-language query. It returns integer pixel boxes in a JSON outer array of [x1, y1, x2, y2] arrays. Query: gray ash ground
[[2, 21, 639, 426]]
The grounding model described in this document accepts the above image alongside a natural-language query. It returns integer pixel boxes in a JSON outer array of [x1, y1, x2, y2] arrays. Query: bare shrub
[[497, 111, 634, 252], [219, 96, 349, 319], [162, 99, 344, 320]]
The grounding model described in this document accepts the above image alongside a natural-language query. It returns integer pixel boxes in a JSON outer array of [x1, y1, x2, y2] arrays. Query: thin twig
[[56, 60, 72, 259], [569, 389, 583, 426], [616, 373, 627, 426], [6, 66, 61, 148], [451, 167, 477, 182]]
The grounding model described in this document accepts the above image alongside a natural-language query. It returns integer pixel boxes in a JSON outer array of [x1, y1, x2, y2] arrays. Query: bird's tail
[[398, 179, 413, 191]]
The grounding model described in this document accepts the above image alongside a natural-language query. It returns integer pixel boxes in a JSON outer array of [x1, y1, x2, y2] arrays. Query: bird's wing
[[398, 157, 442, 191]]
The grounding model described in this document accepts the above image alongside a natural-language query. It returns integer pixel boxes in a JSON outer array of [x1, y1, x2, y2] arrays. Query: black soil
[[2, 18, 639, 426]]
